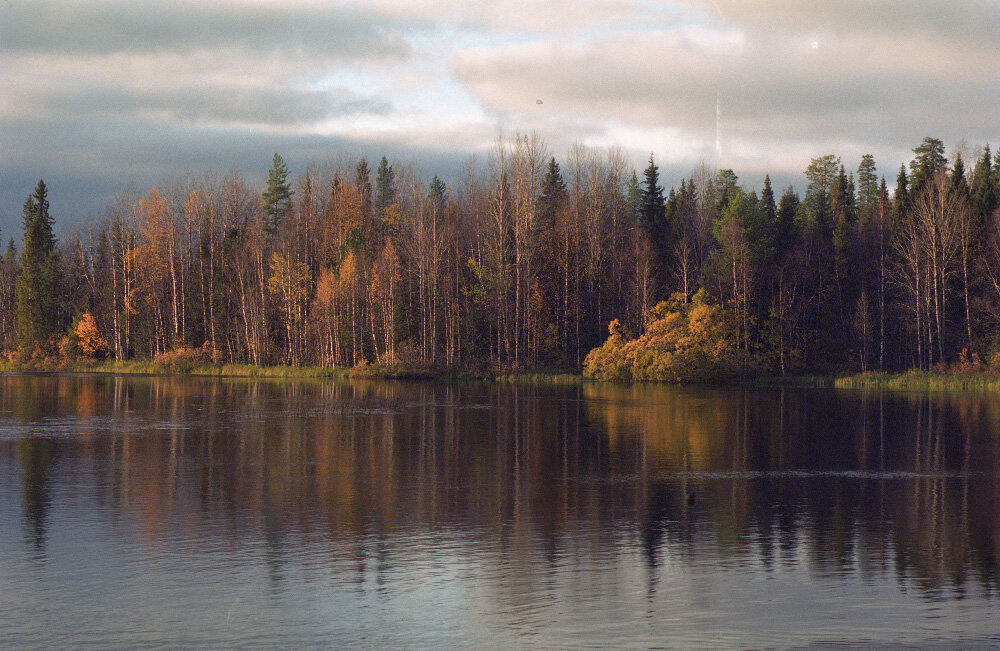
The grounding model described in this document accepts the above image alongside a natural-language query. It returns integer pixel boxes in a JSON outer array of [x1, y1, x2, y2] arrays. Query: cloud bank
[[1, 0, 997, 234]]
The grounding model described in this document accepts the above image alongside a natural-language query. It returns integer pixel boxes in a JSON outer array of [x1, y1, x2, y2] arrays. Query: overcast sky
[[2, 0, 998, 237]]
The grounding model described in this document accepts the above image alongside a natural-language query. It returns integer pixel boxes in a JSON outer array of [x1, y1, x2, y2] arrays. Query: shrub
[[583, 291, 763, 383]]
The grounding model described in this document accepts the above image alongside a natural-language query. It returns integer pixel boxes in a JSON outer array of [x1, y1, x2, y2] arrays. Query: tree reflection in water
[[1, 373, 998, 602]]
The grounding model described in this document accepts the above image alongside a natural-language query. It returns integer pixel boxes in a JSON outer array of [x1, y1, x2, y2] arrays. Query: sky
[[1, 0, 999, 237]]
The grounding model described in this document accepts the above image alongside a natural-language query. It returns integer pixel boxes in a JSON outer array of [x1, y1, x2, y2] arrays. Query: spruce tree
[[537, 158, 566, 225], [427, 176, 446, 222], [758, 175, 778, 265], [15, 180, 60, 349], [637, 155, 666, 245], [893, 164, 909, 219], [355, 158, 372, 217], [625, 171, 641, 221], [262, 153, 292, 233], [375, 156, 396, 217], [971, 145, 998, 219], [948, 153, 969, 201], [776, 187, 799, 256]]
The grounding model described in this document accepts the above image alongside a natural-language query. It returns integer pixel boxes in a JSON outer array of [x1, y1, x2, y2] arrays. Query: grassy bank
[[0, 358, 431, 379], [0, 358, 582, 383], [833, 371, 1000, 391], [7, 358, 998, 392]]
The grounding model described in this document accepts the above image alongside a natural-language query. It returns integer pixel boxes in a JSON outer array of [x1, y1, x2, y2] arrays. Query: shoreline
[[3, 360, 1000, 391]]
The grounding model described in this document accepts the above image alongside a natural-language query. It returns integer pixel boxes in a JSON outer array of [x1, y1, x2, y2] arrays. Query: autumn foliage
[[584, 291, 761, 382], [59, 312, 110, 360]]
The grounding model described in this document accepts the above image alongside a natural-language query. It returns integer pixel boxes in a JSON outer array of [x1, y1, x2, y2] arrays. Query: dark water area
[[1, 373, 999, 648]]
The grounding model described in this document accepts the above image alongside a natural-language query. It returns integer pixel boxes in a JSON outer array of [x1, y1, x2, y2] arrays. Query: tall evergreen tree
[[893, 164, 909, 219], [759, 175, 777, 225], [856, 154, 879, 224], [908, 136, 947, 198], [949, 153, 969, 201], [713, 169, 740, 210], [374, 155, 396, 217], [775, 187, 799, 256], [537, 158, 567, 223], [262, 153, 292, 233], [758, 175, 778, 261], [355, 158, 373, 218], [625, 171, 641, 221], [804, 155, 840, 235], [971, 145, 998, 219], [637, 155, 666, 245], [15, 180, 60, 349], [0, 236, 18, 351]]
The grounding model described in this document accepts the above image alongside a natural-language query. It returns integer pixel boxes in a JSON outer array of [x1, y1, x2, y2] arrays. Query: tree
[[971, 145, 998, 220], [354, 158, 373, 219], [0, 237, 18, 351], [16, 180, 60, 350], [856, 154, 879, 224], [775, 187, 799, 256], [909, 137, 947, 198], [374, 155, 396, 218], [263, 153, 292, 233], [534, 158, 568, 362], [73, 312, 110, 358], [637, 155, 666, 247], [893, 164, 910, 219], [803, 155, 840, 231]]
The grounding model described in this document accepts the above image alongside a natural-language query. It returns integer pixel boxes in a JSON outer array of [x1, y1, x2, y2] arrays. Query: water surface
[[1, 374, 999, 648]]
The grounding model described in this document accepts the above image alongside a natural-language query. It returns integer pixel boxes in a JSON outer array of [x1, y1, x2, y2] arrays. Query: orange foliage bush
[[74, 313, 109, 358], [584, 290, 763, 382]]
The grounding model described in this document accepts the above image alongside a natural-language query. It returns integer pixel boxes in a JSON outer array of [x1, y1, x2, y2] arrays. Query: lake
[[1, 373, 999, 648]]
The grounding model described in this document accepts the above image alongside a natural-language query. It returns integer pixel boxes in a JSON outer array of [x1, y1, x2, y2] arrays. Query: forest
[[2, 135, 999, 380]]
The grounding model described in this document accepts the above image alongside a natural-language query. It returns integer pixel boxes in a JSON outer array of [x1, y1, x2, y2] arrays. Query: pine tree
[[856, 154, 879, 224], [262, 153, 292, 233], [15, 180, 60, 349], [804, 155, 839, 234], [908, 136, 947, 198]]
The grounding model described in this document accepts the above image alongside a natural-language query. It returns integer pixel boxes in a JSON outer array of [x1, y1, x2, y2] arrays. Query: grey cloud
[[12, 84, 392, 127], [0, 115, 473, 236], [0, 0, 413, 60], [452, 25, 999, 157], [681, 1, 1000, 51]]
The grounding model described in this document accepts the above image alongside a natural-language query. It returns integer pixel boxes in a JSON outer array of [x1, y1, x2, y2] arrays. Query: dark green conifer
[[637, 155, 666, 244], [893, 164, 909, 219], [375, 156, 396, 217], [262, 153, 293, 233], [908, 136, 947, 197], [15, 180, 60, 349], [355, 158, 372, 217]]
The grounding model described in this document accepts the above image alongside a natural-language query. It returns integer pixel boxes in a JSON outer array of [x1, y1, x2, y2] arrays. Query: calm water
[[1, 374, 999, 648]]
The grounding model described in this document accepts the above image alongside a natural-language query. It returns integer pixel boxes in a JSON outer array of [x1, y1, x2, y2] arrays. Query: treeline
[[2, 135, 1000, 375]]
